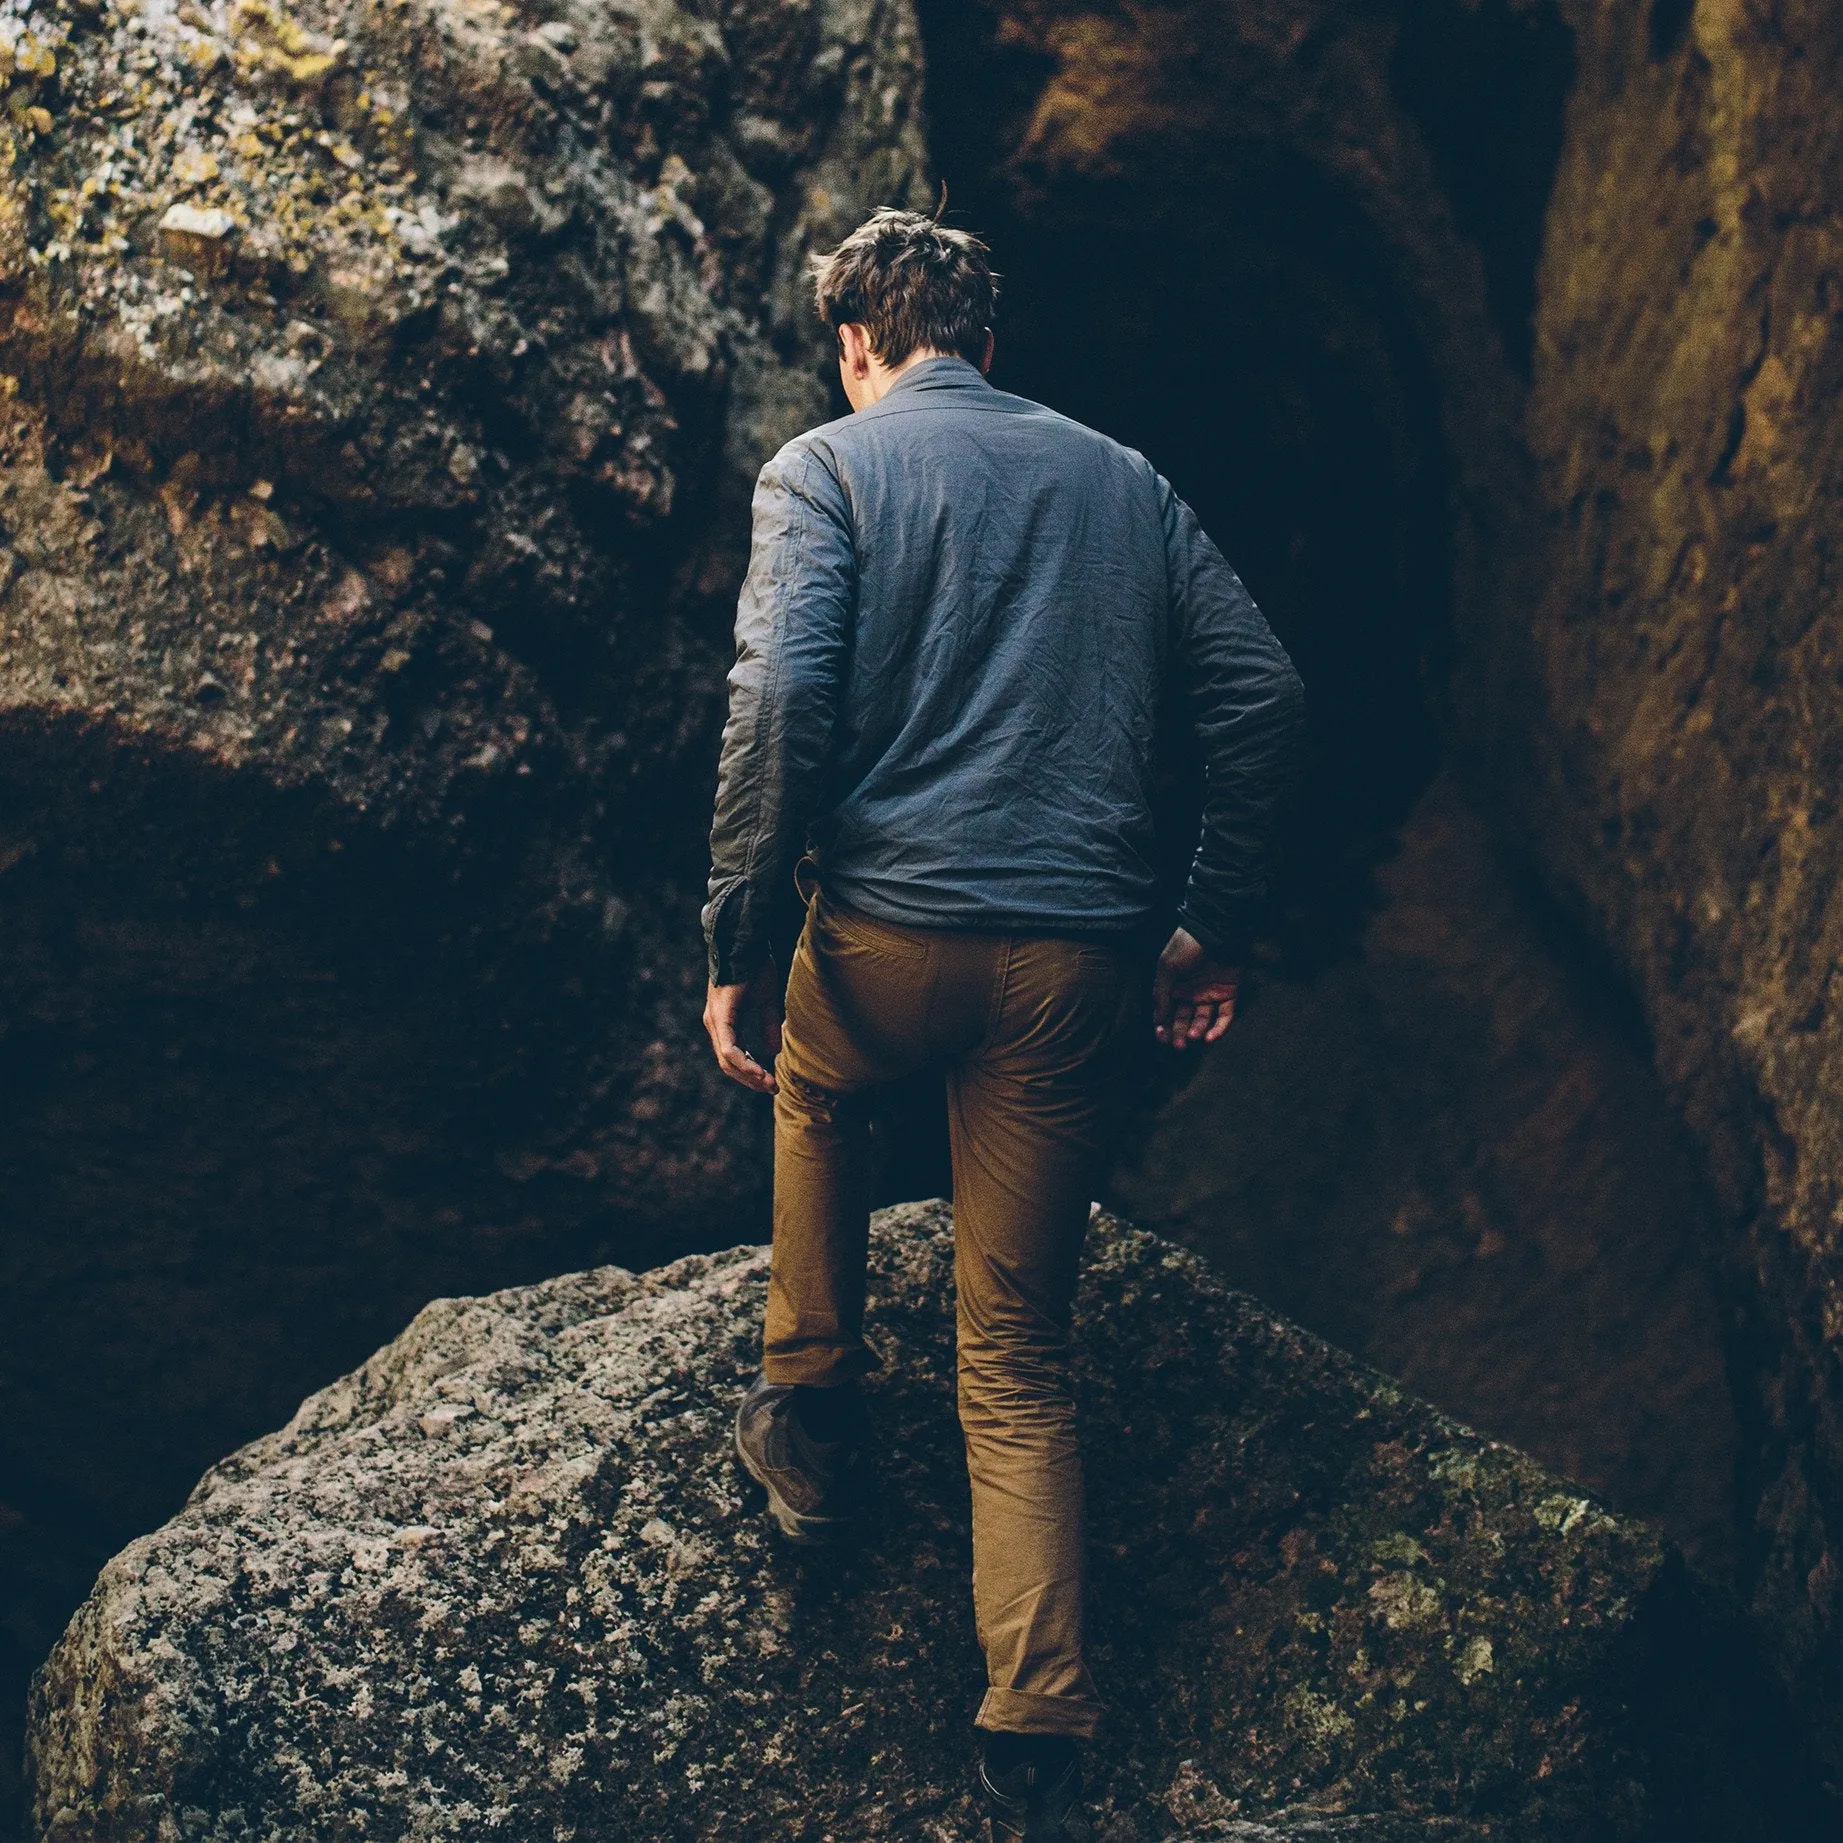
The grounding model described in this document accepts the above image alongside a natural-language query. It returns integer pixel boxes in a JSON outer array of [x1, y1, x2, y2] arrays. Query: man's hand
[[1153, 927, 1242, 1049], [704, 974, 784, 1094]]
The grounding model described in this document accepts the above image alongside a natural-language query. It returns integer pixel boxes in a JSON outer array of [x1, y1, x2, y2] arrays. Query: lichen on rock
[[0, 0, 925, 1729], [27, 1203, 1744, 1839], [0, 0, 925, 810]]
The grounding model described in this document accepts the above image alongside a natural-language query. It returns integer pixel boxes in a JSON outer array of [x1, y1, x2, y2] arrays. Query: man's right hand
[[1153, 927, 1242, 1049], [704, 973, 783, 1094]]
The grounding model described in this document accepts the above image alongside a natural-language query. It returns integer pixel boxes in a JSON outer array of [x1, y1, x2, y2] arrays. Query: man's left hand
[[704, 974, 783, 1094], [1153, 927, 1242, 1049]]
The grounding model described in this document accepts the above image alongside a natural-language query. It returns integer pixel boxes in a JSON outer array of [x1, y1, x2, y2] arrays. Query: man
[[703, 209, 1303, 1840]]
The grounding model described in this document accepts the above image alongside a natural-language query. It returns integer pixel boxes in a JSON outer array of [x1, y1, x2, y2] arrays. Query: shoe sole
[[732, 1424, 856, 1548]]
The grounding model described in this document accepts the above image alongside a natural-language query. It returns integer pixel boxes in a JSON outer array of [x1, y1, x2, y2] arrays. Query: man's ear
[[979, 328, 995, 376], [838, 322, 874, 379]]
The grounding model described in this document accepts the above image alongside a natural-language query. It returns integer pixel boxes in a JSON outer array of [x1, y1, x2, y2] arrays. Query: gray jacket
[[704, 356, 1304, 984]]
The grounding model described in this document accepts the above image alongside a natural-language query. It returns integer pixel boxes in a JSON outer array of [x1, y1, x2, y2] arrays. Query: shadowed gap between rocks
[[0, 709, 757, 1834]]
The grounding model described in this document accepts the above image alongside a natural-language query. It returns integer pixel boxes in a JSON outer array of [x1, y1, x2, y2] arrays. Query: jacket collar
[[880, 354, 994, 399]]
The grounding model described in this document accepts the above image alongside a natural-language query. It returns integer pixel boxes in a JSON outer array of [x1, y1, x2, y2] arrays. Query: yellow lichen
[[231, 0, 345, 86], [14, 35, 56, 80], [171, 147, 219, 189]]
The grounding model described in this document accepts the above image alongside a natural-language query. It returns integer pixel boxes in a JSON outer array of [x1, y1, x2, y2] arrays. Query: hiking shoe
[[732, 1373, 864, 1546], [979, 1755, 1092, 1841]]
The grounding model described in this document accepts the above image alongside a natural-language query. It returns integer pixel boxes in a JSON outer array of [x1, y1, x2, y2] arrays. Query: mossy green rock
[[29, 1204, 1724, 1839]]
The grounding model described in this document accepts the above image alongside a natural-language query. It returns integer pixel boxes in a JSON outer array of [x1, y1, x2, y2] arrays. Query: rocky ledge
[[27, 1203, 1760, 1839]]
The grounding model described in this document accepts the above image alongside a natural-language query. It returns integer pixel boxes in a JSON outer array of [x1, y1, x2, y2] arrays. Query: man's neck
[[854, 346, 958, 408]]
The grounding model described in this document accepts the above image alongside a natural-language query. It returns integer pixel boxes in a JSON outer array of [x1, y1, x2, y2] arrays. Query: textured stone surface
[[1463, 0, 1843, 1766], [0, 0, 924, 1791], [10, 0, 1843, 1819], [29, 1202, 1753, 1840]]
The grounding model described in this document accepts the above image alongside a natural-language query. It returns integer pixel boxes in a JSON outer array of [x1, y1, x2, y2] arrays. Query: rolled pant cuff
[[976, 1686, 1105, 1741], [760, 1349, 875, 1388]]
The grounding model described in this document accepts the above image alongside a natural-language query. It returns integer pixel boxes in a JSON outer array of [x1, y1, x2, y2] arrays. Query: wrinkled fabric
[[766, 891, 1137, 1737], [704, 356, 1304, 984]]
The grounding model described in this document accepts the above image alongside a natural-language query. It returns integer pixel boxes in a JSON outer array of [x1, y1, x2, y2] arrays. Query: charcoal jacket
[[704, 356, 1304, 985]]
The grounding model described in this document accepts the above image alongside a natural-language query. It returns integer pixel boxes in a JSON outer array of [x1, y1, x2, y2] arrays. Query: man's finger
[[1151, 961, 1174, 1036], [718, 1043, 776, 1094], [706, 982, 778, 1094], [1202, 994, 1236, 1041], [715, 1025, 775, 1092]]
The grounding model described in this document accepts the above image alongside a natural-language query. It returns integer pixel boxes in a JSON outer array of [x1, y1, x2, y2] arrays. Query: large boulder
[[27, 1203, 1770, 1839], [1479, 0, 1843, 1769], [0, 0, 926, 1732]]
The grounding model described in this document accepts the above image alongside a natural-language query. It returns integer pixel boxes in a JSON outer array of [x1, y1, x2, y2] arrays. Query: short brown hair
[[810, 209, 997, 368]]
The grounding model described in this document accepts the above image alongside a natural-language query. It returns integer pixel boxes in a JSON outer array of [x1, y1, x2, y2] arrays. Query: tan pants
[[763, 890, 1142, 1740]]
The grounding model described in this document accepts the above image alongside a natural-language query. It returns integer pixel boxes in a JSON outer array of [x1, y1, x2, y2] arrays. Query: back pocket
[[819, 895, 932, 961]]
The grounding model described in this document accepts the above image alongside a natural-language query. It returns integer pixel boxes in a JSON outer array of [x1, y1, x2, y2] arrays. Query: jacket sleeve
[[1161, 479, 1306, 962], [703, 443, 856, 985]]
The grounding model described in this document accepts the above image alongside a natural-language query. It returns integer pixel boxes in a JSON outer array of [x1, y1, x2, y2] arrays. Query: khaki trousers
[[763, 890, 1141, 1740]]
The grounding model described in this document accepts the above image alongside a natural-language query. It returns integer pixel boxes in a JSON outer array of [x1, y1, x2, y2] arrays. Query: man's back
[[789, 354, 1170, 932]]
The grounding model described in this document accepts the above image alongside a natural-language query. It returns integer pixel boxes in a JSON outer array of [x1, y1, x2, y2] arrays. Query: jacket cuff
[[705, 878, 767, 986], [708, 931, 769, 988], [1175, 899, 1253, 966]]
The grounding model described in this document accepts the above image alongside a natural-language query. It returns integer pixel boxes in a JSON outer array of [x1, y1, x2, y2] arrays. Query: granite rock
[[29, 1202, 1738, 1840], [0, 0, 926, 1737]]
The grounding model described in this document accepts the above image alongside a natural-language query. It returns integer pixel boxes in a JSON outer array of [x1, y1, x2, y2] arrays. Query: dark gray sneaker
[[979, 1756, 1092, 1842], [732, 1373, 864, 1546]]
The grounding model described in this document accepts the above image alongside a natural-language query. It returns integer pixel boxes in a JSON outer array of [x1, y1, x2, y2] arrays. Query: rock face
[[0, 0, 924, 1229], [1476, 0, 1843, 1772], [11, 0, 1843, 1816], [0, 0, 925, 1755], [27, 1202, 1774, 1840]]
